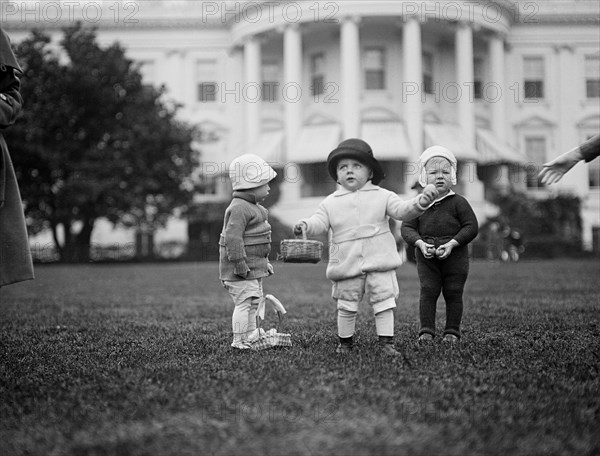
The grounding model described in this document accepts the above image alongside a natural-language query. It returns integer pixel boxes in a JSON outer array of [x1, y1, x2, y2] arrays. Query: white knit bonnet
[[418, 146, 457, 187], [229, 154, 277, 191]]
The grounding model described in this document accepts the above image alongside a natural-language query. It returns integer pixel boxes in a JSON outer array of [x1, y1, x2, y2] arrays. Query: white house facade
[[4, 0, 600, 252]]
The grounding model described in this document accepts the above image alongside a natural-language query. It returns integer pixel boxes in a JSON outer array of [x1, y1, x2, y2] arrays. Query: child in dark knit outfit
[[401, 146, 478, 343]]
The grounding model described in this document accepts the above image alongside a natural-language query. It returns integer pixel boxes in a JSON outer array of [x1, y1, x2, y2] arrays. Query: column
[[489, 33, 509, 195], [280, 23, 303, 202], [244, 36, 261, 147], [557, 45, 588, 248], [555, 45, 588, 211], [455, 22, 475, 148], [340, 16, 361, 138], [455, 23, 483, 202], [284, 23, 303, 164], [180, 51, 192, 109], [402, 16, 423, 162], [488, 33, 506, 139], [225, 46, 245, 166], [165, 50, 185, 103]]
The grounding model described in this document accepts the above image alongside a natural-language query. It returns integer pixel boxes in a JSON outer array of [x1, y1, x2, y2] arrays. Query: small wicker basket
[[247, 294, 292, 350], [279, 229, 323, 264]]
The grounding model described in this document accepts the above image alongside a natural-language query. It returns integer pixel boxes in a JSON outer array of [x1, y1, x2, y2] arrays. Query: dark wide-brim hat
[[327, 138, 385, 185]]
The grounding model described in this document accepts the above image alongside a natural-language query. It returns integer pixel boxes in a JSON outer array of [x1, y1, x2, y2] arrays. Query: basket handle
[[266, 294, 287, 314], [296, 224, 308, 240], [256, 294, 287, 332], [256, 310, 284, 333]]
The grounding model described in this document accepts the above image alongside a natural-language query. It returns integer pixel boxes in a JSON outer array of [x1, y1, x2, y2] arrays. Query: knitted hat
[[327, 138, 385, 185], [229, 154, 277, 191], [418, 146, 457, 187]]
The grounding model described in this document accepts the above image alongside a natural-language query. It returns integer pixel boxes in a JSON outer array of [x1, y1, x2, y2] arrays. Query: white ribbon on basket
[[256, 294, 287, 320], [248, 294, 292, 349]]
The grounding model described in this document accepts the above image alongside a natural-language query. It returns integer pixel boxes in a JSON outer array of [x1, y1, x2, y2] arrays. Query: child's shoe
[[336, 343, 353, 354], [380, 343, 403, 357], [231, 340, 252, 350], [378, 336, 402, 357], [418, 333, 434, 342], [336, 336, 353, 354], [247, 328, 265, 342], [442, 334, 459, 344]]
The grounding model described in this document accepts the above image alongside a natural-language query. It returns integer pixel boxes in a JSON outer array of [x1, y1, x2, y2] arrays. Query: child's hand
[[416, 240, 435, 259], [435, 240, 459, 260], [267, 263, 274, 275], [419, 184, 439, 207], [293, 222, 307, 236], [234, 259, 250, 278]]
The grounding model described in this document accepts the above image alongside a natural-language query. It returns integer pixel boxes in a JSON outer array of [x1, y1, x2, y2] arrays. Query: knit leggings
[[415, 246, 469, 338]]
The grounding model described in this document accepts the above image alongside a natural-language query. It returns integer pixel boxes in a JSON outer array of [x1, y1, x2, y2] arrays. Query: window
[[593, 226, 600, 256], [196, 60, 217, 102], [423, 52, 434, 94], [584, 134, 600, 188], [524, 136, 546, 188], [523, 57, 545, 100], [262, 62, 279, 102], [310, 53, 325, 97], [589, 158, 600, 188], [378, 161, 406, 194], [585, 55, 600, 98], [199, 174, 218, 195], [300, 163, 336, 197], [364, 47, 385, 90], [474, 57, 484, 99], [198, 83, 217, 102]]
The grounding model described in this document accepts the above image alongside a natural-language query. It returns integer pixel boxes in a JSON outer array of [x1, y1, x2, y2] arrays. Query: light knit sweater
[[301, 182, 426, 281], [219, 191, 272, 281]]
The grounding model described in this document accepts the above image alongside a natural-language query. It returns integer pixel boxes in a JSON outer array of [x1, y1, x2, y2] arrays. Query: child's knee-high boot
[[337, 308, 356, 353], [374, 307, 402, 357]]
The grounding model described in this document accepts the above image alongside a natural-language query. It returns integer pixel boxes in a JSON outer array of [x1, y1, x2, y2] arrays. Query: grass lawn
[[1, 259, 599, 456]]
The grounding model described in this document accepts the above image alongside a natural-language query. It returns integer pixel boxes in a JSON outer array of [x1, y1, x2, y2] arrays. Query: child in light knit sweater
[[219, 154, 277, 349]]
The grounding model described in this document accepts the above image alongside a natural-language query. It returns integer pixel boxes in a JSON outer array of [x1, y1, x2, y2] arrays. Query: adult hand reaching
[[539, 135, 600, 185], [539, 146, 583, 185]]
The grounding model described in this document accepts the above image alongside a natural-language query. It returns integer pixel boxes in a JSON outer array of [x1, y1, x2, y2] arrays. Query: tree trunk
[[51, 221, 63, 261], [135, 229, 155, 260], [61, 218, 95, 263]]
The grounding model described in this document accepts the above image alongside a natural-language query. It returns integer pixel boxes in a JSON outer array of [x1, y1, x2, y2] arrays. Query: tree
[[8, 24, 198, 262], [474, 190, 583, 258]]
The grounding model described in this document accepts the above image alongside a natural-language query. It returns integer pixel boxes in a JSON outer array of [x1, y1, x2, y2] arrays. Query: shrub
[[476, 190, 584, 259]]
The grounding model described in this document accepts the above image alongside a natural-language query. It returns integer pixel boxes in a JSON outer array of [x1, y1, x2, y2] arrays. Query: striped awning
[[424, 123, 479, 161], [476, 129, 528, 165], [225, 130, 285, 169], [252, 130, 285, 166], [289, 124, 341, 163], [360, 121, 413, 160]]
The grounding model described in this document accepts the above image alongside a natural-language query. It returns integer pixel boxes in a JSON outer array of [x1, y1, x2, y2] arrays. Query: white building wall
[[3, 0, 599, 252]]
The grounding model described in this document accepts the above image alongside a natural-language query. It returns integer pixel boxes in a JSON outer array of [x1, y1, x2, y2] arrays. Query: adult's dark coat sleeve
[[579, 135, 600, 163], [0, 27, 34, 287]]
